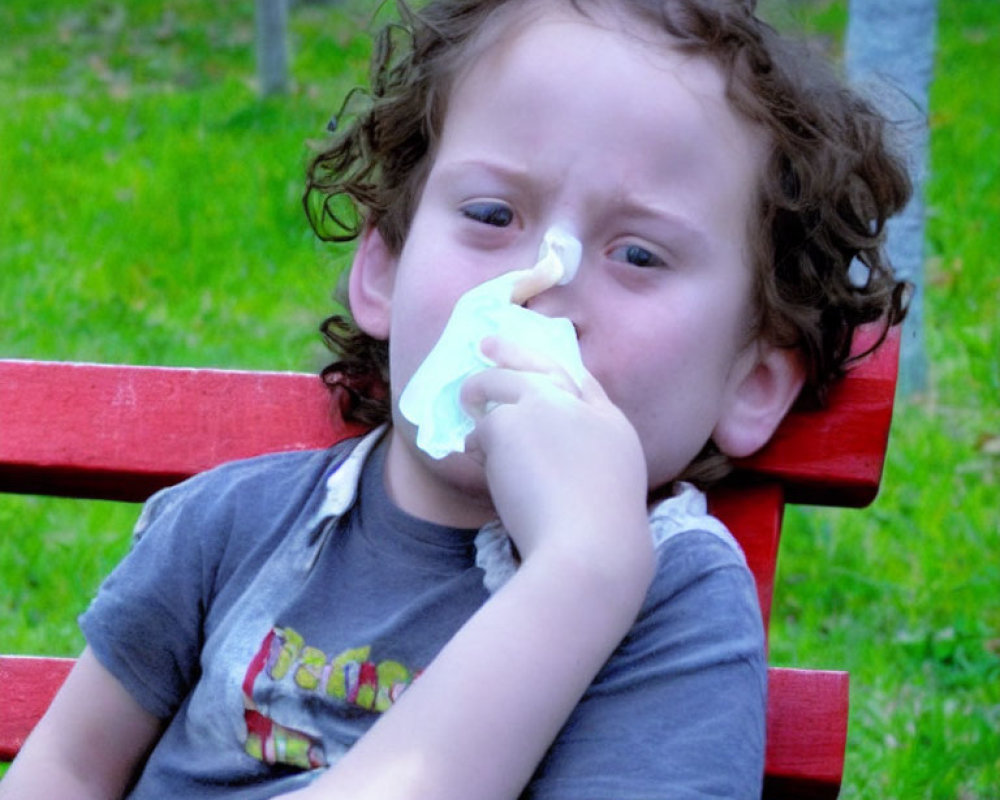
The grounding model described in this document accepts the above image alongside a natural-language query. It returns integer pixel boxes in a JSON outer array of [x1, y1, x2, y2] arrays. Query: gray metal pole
[[846, 0, 938, 395], [256, 0, 289, 96]]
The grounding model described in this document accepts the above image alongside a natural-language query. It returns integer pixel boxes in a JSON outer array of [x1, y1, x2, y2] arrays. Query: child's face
[[353, 5, 785, 522]]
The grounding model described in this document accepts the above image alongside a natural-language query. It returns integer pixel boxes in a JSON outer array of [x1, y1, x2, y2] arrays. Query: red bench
[[0, 326, 900, 798]]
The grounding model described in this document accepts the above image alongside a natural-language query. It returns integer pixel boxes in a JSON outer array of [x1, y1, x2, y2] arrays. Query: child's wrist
[[518, 517, 656, 611]]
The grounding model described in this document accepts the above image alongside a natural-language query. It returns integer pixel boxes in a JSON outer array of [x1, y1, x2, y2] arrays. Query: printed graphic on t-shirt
[[241, 626, 421, 769]]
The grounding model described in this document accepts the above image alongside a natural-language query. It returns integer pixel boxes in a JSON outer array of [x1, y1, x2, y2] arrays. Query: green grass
[[1, 1, 997, 796], [760, 3, 1000, 797]]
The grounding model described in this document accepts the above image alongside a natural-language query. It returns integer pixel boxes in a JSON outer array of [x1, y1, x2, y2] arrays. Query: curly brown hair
[[303, 0, 911, 480]]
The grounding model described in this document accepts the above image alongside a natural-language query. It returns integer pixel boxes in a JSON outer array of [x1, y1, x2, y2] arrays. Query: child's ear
[[347, 225, 398, 340], [713, 341, 806, 459]]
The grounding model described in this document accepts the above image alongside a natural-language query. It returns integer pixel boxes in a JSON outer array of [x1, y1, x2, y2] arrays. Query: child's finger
[[460, 365, 573, 423], [479, 336, 582, 396], [460, 367, 527, 422], [480, 335, 612, 410]]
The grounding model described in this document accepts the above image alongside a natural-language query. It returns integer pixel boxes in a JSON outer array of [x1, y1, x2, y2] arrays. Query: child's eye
[[609, 243, 666, 268], [460, 201, 515, 228]]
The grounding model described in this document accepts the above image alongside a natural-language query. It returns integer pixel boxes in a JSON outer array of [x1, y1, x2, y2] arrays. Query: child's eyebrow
[[434, 158, 534, 189]]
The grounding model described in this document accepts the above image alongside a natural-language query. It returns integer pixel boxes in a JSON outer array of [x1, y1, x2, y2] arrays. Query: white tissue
[[534, 225, 581, 286], [399, 226, 585, 459]]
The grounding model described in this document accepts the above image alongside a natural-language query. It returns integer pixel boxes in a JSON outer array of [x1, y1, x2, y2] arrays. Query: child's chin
[[422, 449, 497, 520], [431, 447, 490, 489]]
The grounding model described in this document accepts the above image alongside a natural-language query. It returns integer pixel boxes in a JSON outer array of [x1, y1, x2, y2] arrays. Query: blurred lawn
[[1, 1, 997, 796]]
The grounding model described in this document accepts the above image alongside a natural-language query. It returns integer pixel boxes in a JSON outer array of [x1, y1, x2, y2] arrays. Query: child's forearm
[[290, 534, 654, 800], [0, 763, 116, 800], [0, 648, 162, 800], [286, 332, 657, 799]]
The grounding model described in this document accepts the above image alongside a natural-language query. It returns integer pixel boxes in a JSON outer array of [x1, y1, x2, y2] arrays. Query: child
[[1, 0, 909, 798]]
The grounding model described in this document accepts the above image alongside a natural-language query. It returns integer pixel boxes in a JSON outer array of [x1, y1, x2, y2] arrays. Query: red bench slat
[[738, 325, 899, 507], [0, 656, 75, 761], [763, 668, 850, 800], [0, 325, 897, 506], [0, 656, 847, 798], [709, 484, 783, 630], [0, 361, 364, 502]]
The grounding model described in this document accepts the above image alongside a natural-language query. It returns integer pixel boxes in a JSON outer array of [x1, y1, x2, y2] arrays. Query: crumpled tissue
[[399, 226, 585, 459]]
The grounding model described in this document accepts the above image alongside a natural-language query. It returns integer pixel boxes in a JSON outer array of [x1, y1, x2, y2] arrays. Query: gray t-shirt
[[81, 431, 766, 798]]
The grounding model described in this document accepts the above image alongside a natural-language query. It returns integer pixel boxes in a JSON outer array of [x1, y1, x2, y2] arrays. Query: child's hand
[[461, 336, 654, 583]]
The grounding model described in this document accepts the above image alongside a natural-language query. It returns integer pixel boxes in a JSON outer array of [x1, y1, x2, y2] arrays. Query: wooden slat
[[0, 656, 847, 798], [0, 326, 898, 507], [738, 325, 900, 508], [764, 668, 850, 800], [0, 656, 74, 761], [0, 360, 365, 502], [709, 483, 784, 631]]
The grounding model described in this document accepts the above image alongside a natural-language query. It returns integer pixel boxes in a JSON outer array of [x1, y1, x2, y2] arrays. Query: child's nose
[[522, 267, 582, 324], [513, 225, 581, 304]]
